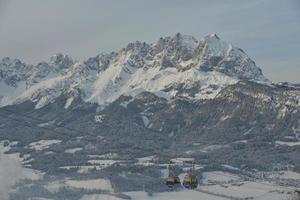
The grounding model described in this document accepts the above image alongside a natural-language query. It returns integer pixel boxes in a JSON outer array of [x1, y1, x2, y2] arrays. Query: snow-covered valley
[[1, 140, 299, 200]]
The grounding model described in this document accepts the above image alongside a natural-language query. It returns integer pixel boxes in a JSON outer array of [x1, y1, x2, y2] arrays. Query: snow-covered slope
[[0, 54, 73, 107], [0, 33, 268, 109]]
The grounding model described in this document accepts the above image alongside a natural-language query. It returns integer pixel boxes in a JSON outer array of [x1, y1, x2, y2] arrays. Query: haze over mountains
[[0, 33, 299, 199]]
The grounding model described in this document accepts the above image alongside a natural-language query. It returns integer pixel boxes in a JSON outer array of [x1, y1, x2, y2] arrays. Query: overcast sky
[[0, 0, 299, 82]]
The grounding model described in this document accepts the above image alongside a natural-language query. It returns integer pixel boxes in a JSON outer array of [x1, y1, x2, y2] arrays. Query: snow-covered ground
[[28, 139, 62, 151], [65, 178, 113, 191], [137, 155, 156, 166], [278, 171, 300, 180], [87, 159, 119, 166], [1, 141, 299, 200], [64, 147, 83, 153], [45, 178, 113, 194], [80, 194, 124, 200], [275, 140, 300, 146], [170, 157, 194, 164], [267, 170, 300, 180], [88, 153, 118, 159], [59, 165, 113, 173], [200, 171, 294, 200], [200, 182, 290, 200], [126, 191, 227, 200], [59, 157, 123, 173], [202, 171, 240, 184]]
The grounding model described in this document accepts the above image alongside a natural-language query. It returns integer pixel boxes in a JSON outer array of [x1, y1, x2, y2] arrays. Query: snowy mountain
[[0, 33, 300, 199], [0, 33, 268, 109]]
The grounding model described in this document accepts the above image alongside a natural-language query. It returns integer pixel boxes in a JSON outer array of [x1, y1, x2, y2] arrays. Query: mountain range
[[0, 33, 300, 195], [0, 33, 268, 108]]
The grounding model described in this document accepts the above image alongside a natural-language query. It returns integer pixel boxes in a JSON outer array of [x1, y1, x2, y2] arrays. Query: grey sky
[[0, 0, 299, 82]]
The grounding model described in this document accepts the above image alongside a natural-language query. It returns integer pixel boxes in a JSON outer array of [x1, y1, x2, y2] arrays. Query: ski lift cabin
[[182, 163, 198, 189], [165, 163, 181, 189]]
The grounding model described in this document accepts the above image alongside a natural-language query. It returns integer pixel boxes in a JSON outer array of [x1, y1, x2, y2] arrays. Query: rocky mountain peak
[[0, 57, 27, 87], [153, 33, 198, 61], [204, 33, 220, 40], [49, 53, 74, 71], [195, 34, 267, 81]]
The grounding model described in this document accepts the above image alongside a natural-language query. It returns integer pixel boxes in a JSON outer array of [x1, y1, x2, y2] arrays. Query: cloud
[[0, 149, 23, 200]]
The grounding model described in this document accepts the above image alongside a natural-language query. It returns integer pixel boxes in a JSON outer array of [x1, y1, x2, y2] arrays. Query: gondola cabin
[[182, 164, 198, 189], [165, 176, 181, 189], [182, 173, 198, 189], [165, 163, 181, 189]]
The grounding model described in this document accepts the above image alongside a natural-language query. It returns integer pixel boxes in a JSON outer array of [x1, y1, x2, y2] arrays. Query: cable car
[[182, 163, 198, 189], [165, 163, 181, 189]]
